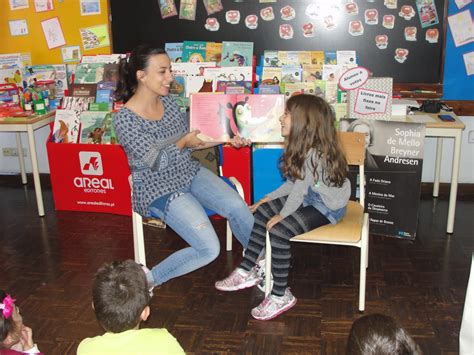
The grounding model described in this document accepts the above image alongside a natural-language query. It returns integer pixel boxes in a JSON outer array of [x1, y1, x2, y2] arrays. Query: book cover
[[182, 41, 207, 62], [203, 66, 253, 91], [51, 109, 80, 143], [336, 50, 357, 66], [278, 51, 300, 66], [71, 83, 97, 97], [216, 80, 252, 94], [263, 50, 279, 66], [190, 93, 285, 143], [95, 88, 113, 107], [281, 66, 302, 83], [23, 64, 68, 98], [170, 75, 186, 97], [298, 51, 312, 65], [311, 51, 325, 66], [165, 42, 183, 62], [74, 63, 104, 84], [325, 51, 337, 64], [283, 82, 316, 99], [171, 61, 216, 76], [221, 41, 253, 67], [102, 63, 119, 83], [205, 42, 222, 64], [261, 67, 282, 85], [79, 111, 111, 144], [302, 64, 322, 82], [255, 84, 281, 94]]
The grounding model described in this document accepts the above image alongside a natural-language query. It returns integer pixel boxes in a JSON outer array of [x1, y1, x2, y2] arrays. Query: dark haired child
[[0, 290, 42, 354], [216, 94, 351, 320], [346, 314, 422, 355], [77, 260, 184, 355]]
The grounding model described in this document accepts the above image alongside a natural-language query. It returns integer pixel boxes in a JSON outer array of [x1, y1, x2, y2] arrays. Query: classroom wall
[[0, 0, 111, 175]]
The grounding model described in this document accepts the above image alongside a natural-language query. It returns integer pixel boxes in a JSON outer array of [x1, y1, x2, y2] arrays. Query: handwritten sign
[[354, 88, 389, 115], [338, 66, 369, 90]]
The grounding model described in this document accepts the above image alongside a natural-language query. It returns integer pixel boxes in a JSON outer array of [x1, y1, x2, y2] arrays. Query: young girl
[[0, 290, 43, 354], [215, 94, 351, 321]]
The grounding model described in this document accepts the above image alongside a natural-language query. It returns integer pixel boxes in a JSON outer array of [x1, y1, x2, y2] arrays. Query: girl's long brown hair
[[281, 94, 347, 187]]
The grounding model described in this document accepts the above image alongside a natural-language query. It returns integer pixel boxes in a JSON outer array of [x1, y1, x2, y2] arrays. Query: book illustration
[[23, 64, 68, 98], [298, 51, 312, 65], [322, 64, 343, 82], [165, 42, 183, 62], [221, 41, 253, 67], [263, 50, 279, 67], [190, 93, 284, 143], [278, 51, 300, 66], [205, 42, 222, 64], [51, 109, 80, 143], [102, 63, 119, 83], [74, 63, 104, 84], [311, 50, 325, 66], [203, 66, 253, 91], [158, 0, 178, 19], [261, 67, 282, 85], [302, 65, 322, 82], [281, 66, 302, 83], [203, 0, 223, 15], [216, 80, 252, 94], [179, 0, 197, 21], [182, 41, 207, 62], [325, 51, 337, 64], [79, 111, 112, 144]]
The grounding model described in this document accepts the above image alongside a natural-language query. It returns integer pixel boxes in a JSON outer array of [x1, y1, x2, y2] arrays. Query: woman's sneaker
[[215, 267, 261, 291], [251, 288, 297, 321]]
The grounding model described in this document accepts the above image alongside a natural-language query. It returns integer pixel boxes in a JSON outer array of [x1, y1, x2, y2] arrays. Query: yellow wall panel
[[0, 0, 111, 65]]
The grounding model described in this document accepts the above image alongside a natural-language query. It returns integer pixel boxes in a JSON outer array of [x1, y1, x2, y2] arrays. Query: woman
[[346, 119, 379, 170], [114, 45, 254, 290]]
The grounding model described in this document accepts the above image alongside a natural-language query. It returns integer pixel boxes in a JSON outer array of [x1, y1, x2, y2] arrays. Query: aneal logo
[[79, 152, 103, 176]]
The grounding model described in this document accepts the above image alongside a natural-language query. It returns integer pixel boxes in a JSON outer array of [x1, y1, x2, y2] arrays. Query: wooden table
[[405, 112, 465, 234], [0, 112, 55, 216]]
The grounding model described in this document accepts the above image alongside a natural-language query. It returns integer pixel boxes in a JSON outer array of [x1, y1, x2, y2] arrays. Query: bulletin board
[[110, 0, 447, 94], [442, 1, 474, 101], [0, 0, 111, 65]]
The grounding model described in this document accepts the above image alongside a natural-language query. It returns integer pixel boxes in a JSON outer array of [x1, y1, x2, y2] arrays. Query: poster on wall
[[80, 0, 101, 16], [9, 0, 29, 10], [61, 46, 82, 63], [8, 20, 29, 36], [34, 0, 53, 12], [41, 17, 66, 49], [340, 119, 425, 240], [80, 25, 110, 50]]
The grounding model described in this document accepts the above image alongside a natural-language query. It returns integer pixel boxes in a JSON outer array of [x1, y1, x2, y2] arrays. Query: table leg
[[447, 131, 462, 234], [433, 137, 443, 198], [27, 125, 45, 217], [15, 133, 27, 184]]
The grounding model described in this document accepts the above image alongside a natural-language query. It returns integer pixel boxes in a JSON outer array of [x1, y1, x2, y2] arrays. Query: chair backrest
[[338, 132, 366, 208]]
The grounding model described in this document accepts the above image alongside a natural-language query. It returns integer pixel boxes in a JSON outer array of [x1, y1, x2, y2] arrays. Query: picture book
[[170, 75, 186, 97], [182, 41, 207, 62], [216, 80, 252, 94], [302, 65, 322, 82], [311, 51, 325, 66], [298, 51, 312, 66], [314, 79, 326, 98], [221, 41, 253, 67], [74, 63, 104, 84], [71, 83, 97, 97], [263, 50, 279, 67], [322, 64, 343, 82], [277, 51, 300, 66], [165, 42, 183, 62], [325, 81, 338, 104], [261, 67, 282, 85], [79, 111, 112, 144], [0, 65, 23, 87], [23, 64, 68, 98], [61, 96, 95, 112], [185, 76, 208, 97], [95, 54, 125, 64], [203, 66, 253, 91], [281, 66, 302, 83], [51, 109, 80, 143], [171, 62, 216, 76], [96, 89, 113, 107], [190, 93, 285, 143], [255, 84, 280, 94], [282, 82, 316, 99], [336, 50, 357, 66], [325, 51, 337, 64], [102, 63, 119, 83], [179, 0, 197, 20], [205, 42, 222, 64]]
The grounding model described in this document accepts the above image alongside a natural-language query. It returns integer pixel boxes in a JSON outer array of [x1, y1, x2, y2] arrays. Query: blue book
[[325, 51, 337, 65], [165, 42, 183, 63], [221, 41, 253, 67]]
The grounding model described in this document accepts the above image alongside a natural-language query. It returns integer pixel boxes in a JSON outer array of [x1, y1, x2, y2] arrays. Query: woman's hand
[[267, 214, 283, 231], [177, 130, 204, 149], [228, 135, 251, 148], [249, 196, 269, 213]]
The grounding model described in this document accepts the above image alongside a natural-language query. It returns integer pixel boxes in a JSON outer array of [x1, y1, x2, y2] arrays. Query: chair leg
[[265, 231, 272, 297], [359, 214, 369, 312], [132, 211, 146, 266], [226, 221, 232, 251]]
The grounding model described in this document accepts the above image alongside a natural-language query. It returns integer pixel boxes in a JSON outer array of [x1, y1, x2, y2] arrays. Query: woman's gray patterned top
[[114, 95, 200, 216]]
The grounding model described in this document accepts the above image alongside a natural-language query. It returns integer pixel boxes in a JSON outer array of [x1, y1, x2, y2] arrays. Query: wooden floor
[[0, 175, 472, 354]]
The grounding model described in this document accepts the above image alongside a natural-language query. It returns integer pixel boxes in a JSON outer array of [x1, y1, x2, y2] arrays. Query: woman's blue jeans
[[148, 167, 254, 286]]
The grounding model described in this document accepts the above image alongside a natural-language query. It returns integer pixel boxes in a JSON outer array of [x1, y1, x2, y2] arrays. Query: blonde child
[[216, 94, 351, 320]]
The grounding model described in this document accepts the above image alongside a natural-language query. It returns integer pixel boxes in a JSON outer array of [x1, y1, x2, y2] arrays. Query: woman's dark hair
[[115, 45, 167, 103], [0, 290, 15, 345], [347, 314, 422, 355]]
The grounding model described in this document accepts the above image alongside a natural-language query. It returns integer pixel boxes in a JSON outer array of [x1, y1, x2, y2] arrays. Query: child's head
[[0, 290, 22, 349], [346, 314, 422, 355], [92, 260, 151, 333], [281, 94, 347, 186]]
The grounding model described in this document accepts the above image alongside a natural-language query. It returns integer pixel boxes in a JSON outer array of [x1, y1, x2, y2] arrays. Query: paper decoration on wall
[[203, 0, 223, 16], [384, 0, 397, 9], [80, 0, 100, 16], [447, 10, 474, 47], [9, 0, 29, 10], [399, 5, 416, 20], [41, 17, 66, 49], [158, 0, 178, 19], [347, 77, 393, 120], [324, 15, 337, 30], [455, 0, 472, 9], [8, 20, 28, 36], [383, 15, 395, 29], [405, 27, 417, 41], [338, 67, 369, 91], [260, 7, 274, 21], [425, 28, 439, 43], [179, 0, 197, 21], [279, 24, 293, 39], [463, 51, 474, 75], [245, 15, 258, 29], [394, 48, 409, 63], [365, 9, 378, 25], [416, 0, 439, 28], [345, 2, 359, 15], [302, 23, 315, 37], [226, 10, 240, 24], [34, 0, 53, 12], [205, 18, 220, 31], [349, 21, 364, 36], [375, 35, 389, 49], [61, 46, 82, 63], [80, 25, 110, 50], [280, 5, 295, 20]]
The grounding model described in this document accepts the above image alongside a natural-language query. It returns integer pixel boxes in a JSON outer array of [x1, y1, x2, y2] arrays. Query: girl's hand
[[177, 130, 204, 149], [19, 326, 34, 351], [228, 135, 251, 148], [267, 214, 283, 231], [249, 196, 269, 213]]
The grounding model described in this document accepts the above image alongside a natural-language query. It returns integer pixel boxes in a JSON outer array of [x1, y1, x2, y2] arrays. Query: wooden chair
[[130, 170, 244, 267], [264, 131, 369, 311]]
